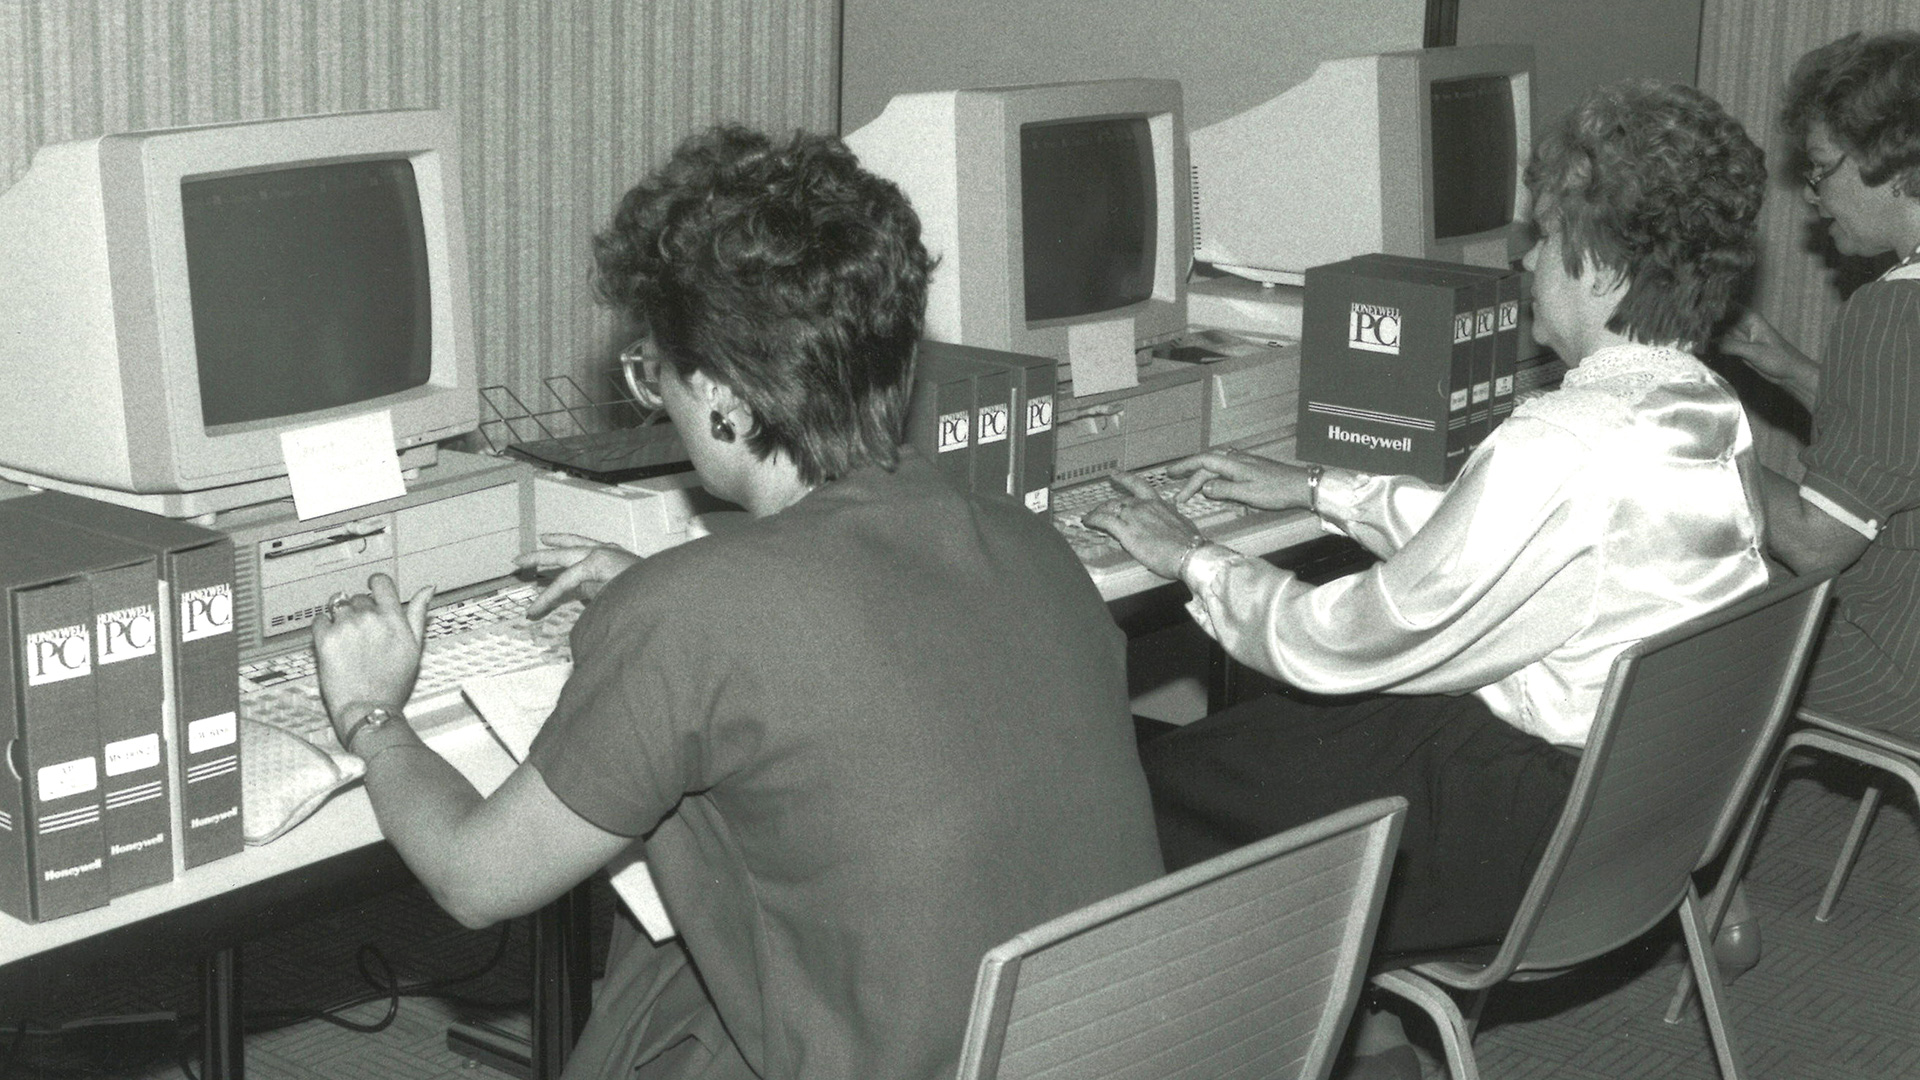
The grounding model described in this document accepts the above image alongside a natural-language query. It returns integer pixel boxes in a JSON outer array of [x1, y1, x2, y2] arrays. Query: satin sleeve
[[1183, 415, 1602, 696]]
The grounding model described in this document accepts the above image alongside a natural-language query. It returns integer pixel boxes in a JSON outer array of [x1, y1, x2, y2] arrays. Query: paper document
[[280, 411, 409, 520], [461, 663, 676, 942]]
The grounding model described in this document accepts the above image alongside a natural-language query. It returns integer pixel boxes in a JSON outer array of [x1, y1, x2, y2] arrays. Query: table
[[0, 506, 1346, 1079], [0, 714, 597, 1079]]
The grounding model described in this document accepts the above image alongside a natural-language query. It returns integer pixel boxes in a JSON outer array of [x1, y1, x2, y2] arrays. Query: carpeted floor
[[4, 753, 1916, 1080]]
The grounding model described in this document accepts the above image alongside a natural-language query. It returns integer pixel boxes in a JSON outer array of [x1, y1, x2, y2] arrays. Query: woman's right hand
[[513, 532, 641, 619], [1169, 448, 1310, 511], [1719, 311, 1819, 404]]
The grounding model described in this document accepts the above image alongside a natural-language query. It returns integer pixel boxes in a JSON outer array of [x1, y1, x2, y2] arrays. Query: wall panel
[[1, 0, 838, 425]]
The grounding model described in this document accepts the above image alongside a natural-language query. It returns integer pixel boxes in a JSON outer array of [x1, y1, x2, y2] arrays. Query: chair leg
[[1667, 736, 1791, 1025], [1371, 970, 1481, 1080], [1676, 887, 1746, 1080], [1816, 780, 1881, 923]]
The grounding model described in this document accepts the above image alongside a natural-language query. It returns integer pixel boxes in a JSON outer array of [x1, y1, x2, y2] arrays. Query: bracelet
[[340, 703, 404, 757], [1176, 532, 1211, 581], [1305, 464, 1325, 515]]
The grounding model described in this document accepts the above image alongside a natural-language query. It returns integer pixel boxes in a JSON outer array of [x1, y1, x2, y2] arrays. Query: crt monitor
[[844, 79, 1191, 374], [0, 109, 478, 518], [1190, 44, 1534, 286]]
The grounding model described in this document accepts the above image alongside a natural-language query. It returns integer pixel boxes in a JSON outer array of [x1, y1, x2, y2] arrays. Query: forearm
[[350, 724, 510, 927], [1773, 363, 1820, 412]]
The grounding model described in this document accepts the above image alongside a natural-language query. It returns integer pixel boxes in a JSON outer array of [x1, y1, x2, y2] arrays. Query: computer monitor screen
[[185, 161, 434, 427], [1429, 75, 1518, 242], [1189, 44, 1533, 286], [0, 109, 478, 517], [845, 79, 1190, 371], [1021, 117, 1156, 321]]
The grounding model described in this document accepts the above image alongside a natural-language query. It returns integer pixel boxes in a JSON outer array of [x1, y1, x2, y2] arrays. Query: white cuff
[[1179, 543, 1247, 635], [1800, 484, 1880, 540]]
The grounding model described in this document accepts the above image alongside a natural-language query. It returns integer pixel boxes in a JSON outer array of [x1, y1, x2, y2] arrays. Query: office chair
[[1774, 713, 1920, 921], [1662, 706, 1920, 1024], [1369, 573, 1833, 1080], [954, 796, 1406, 1080]]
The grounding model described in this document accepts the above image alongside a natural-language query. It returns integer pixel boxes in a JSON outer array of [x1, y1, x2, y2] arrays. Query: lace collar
[[1561, 343, 1704, 389]]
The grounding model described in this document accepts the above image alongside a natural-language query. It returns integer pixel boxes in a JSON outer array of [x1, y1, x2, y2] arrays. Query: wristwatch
[[342, 704, 403, 756]]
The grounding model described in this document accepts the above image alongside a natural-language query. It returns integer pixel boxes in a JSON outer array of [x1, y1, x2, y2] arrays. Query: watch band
[[342, 704, 403, 756]]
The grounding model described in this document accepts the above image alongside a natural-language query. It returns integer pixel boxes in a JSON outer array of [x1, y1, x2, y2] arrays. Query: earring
[[709, 410, 736, 443]]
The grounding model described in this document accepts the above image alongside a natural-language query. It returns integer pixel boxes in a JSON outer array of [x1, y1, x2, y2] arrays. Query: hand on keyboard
[[513, 532, 642, 618], [1078, 471, 1209, 579], [310, 574, 435, 743], [1053, 465, 1260, 574], [1162, 447, 1312, 512], [241, 581, 582, 751]]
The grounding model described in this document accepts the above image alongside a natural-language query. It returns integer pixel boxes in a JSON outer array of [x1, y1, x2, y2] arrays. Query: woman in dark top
[[1710, 29, 1920, 978], [311, 126, 1161, 1080]]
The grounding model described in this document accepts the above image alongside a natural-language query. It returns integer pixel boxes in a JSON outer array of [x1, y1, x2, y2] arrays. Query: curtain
[[0, 0, 839, 421]]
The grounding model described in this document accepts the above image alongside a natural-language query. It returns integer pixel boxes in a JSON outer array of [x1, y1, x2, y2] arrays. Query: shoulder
[[1509, 346, 1736, 455], [1834, 277, 1920, 341]]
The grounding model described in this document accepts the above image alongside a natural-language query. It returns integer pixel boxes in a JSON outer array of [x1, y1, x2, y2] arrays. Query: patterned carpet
[[4, 753, 1916, 1080]]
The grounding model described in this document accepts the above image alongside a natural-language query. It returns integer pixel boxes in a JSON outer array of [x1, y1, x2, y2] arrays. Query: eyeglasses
[[1803, 153, 1847, 194], [619, 338, 666, 411]]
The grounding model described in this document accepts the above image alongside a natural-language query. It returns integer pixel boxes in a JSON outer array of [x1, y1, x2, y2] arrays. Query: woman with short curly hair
[[1706, 30, 1920, 980], [1091, 78, 1772, 988], [309, 124, 1161, 1080]]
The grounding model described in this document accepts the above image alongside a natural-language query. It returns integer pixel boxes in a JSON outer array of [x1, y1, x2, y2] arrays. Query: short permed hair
[[593, 125, 932, 486], [1524, 79, 1766, 348], [1782, 32, 1920, 194]]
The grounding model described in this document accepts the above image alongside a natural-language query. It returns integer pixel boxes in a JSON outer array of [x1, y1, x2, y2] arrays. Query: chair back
[[1495, 573, 1832, 974], [955, 796, 1406, 1080]]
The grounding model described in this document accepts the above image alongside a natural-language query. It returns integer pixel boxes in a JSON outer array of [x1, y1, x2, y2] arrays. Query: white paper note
[[280, 411, 408, 520], [1067, 317, 1140, 395]]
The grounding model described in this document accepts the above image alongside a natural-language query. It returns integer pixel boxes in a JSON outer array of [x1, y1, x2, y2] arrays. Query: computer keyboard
[[1051, 465, 1285, 574], [239, 580, 584, 755]]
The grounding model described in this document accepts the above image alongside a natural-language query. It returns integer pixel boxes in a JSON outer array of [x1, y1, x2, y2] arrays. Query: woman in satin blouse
[[1088, 80, 1772, 967]]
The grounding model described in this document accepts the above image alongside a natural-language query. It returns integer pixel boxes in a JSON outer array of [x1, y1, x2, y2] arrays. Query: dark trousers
[[1138, 689, 1577, 962]]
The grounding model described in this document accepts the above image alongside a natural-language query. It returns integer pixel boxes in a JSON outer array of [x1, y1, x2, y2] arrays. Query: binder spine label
[[42, 856, 102, 883], [938, 410, 970, 452], [1026, 394, 1055, 435], [977, 401, 1009, 444], [104, 732, 162, 776], [179, 584, 232, 642], [25, 624, 91, 684], [37, 757, 99, 804], [1472, 304, 1496, 405], [97, 604, 157, 662], [187, 711, 238, 755]]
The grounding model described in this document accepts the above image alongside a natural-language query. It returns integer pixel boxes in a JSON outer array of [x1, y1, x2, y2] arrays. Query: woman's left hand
[[312, 573, 434, 738], [1082, 471, 1205, 580]]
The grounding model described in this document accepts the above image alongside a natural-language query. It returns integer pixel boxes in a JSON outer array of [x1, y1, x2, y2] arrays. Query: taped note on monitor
[[1067, 317, 1139, 396], [280, 411, 408, 520]]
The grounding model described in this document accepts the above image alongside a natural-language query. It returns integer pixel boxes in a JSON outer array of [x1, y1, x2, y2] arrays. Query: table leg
[[529, 882, 594, 1079], [199, 946, 244, 1080], [1207, 639, 1237, 712]]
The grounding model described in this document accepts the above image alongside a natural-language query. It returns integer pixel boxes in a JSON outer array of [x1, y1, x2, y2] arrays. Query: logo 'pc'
[[1350, 303, 1401, 355]]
